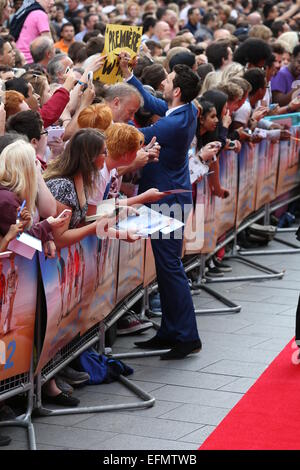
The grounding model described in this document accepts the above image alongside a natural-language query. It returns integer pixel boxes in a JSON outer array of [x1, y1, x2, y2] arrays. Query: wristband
[[78, 80, 88, 90]]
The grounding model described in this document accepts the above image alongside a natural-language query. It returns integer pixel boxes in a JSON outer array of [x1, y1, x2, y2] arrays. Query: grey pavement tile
[[194, 316, 252, 334], [218, 377, 257, 393], [242, 311, 295, 327], [234, 285, 300, 299], [211, 345, 278, 365], [33, 411, 97, 427], [232, 300, 293, 315], [199, 330, 271, 349], [233, 323, 293, 339], [118, 400, 183, 418], [89, 434, 199, 450], [80, 379, 166, 397], [251, 336, 292, 352], [200, 359, 267, 378], [152, 385, 242, 408], [178, 425, 216, 445], [263, 295, 298, 306], [159, 403, 230, 426], [254, 280, 300, 290], [75, 412, 200, 440], [7, 422, 117, 449], [277, 307, 297, 316], [132, 366, 238, 390], [125, 353, 213, 372]]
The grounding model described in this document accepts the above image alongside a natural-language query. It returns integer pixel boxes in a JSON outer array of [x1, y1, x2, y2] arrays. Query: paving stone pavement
[[2, 234, 300, 450]]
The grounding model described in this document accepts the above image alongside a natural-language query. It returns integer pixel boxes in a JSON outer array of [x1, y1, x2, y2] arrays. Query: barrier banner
[[143, 238, 156, 288], [184, 182, 205, 254], [255, 139, 279, 210], [201, 177, 218, 253], [236, 143, 258, 227], [35, 236, 118, 373], [94, 24, 143, 84], [276, 127, 300, 197], [116, 239, 145, 303], [215, 150, 238, 238], [0, 252, 37, 381]]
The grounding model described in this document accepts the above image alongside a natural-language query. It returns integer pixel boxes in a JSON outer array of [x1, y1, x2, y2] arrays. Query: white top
[[88, 163, 118, 205]]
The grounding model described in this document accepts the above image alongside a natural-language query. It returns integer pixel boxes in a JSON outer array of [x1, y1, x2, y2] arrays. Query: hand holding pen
[[16, 200, 31, 228]]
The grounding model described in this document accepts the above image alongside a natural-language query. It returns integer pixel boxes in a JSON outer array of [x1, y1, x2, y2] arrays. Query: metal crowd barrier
[[1, 113, 300, 449]]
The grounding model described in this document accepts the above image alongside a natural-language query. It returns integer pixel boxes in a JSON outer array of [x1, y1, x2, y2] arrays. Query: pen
[[16, 199, 26, 224]]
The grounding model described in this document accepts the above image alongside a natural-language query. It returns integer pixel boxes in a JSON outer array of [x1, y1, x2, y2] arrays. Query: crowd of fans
[[1, 0, 300, 447]]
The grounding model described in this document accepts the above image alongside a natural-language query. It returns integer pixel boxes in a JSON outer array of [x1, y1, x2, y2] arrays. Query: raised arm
[[119, 53, 168, 117]]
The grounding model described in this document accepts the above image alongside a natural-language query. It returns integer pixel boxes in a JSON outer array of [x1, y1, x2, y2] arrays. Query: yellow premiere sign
[[94, 24, 143, 84]]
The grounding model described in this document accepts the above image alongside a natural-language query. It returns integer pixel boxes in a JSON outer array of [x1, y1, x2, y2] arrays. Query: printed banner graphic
[[35, 237, 118, 373], [116, 239, 145, 303], [94, 24, 143, 84], [0, 252, 37, 381]]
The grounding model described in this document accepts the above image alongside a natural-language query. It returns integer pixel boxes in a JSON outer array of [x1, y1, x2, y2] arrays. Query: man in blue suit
[[120, 57, 202, 359]]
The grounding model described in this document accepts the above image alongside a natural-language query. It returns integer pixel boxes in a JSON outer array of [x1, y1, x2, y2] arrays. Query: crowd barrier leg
[[201, 207, 285, 282], [0, 356, 37, 450], [239, 197, 300, 256], [33, 288, 155, 426], [190, 255, 242, 315]]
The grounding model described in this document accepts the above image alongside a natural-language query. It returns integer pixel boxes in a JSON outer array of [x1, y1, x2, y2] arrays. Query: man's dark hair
[[292, 44, 300, 58], [244, 68, 266, 95], [187, 7, 198, 17], [272, 42, 286, 55], [271, 20, 285, 39], [68, 41, 87, 63], [156, 7, 167, 20], [133, 54, 153, 78], [202, 12, 216, 25], [94, 21, 106, 35], [145, 40, 162, 56], [86, 36, 105, 57], [6, 110, 43, 141], [84, 13, 99, 26], [141, 64, 166, 90], [5, 77, 29, 98], [206, 41, 230, 70], [0, 37, 8, 56], [0, 132, 28, 154], [60, 22, 75, 35], [233, 38, 272, 66], [83, 30, 100, 43], [143, 16, 157, 33], [263, 1, 275, 20], [173, 64, 201, 103]]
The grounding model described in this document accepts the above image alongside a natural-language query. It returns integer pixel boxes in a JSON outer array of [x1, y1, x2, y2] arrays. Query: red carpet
[[199, 338, 300, 450]]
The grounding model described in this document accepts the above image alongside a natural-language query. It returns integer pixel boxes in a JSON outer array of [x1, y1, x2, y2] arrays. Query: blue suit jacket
[[128, 75, 198, 210]]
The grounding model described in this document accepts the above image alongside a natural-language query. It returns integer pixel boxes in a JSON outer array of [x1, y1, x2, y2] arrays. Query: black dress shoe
[[134, 336, 174, 350], [160, 339, 202, 360], [0, 433, 11, 446], [42, 392, 80, 407]]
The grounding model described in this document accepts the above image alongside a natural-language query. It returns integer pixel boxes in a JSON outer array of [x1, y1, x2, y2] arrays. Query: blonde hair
[[78, 104, 113, 131], [200, 71, 221, 94], [105, 123, 144, 161], [0, 0, 7, 23], [0, 141, 37, 215], [217, 82, 243, 101], [249, 25, 272, 42], [220, 61, 244, 82], [278, 32, 299, 54]]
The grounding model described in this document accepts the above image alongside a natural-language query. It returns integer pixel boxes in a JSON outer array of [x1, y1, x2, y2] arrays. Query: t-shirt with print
[[16, 10, 50, 63]]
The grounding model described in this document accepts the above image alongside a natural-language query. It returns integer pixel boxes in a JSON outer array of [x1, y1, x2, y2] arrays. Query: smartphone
[[228, 141, 236, 149], [87, 71, 93, 84], [57, 209, 72, 219], [47, 126, 65, 143]]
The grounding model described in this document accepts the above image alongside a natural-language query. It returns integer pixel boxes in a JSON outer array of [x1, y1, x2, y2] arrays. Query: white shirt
[[88, 163, 118, 205]]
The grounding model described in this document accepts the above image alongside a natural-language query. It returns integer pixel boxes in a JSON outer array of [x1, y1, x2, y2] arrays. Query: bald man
[[213, 28, 231, 41], [30, 36, 55, 70], [247, 12, 263, 26], [152, 21, 171, 42]]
